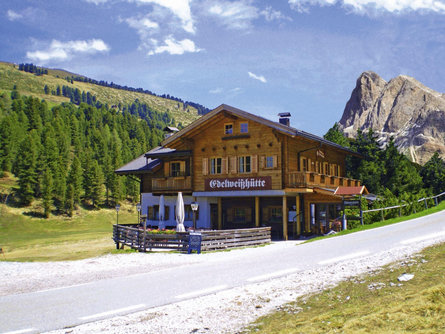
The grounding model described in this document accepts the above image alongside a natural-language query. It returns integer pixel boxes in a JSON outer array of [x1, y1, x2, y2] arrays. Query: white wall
[[141, 193, 216, 229]]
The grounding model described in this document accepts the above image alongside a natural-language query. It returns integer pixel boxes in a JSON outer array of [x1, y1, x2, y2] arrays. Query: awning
[[334, 186, 369, 196]]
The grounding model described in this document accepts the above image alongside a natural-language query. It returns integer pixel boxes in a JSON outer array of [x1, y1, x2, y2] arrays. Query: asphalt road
[[1, 210, 445, 334]]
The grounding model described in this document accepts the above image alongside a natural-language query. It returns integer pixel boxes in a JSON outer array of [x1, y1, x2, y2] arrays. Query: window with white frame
[[239, 156, 251, 173], [210, 157, 222, 174]]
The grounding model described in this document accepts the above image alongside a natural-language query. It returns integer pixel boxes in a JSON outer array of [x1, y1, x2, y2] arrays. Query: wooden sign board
[[188, 232, 202, 254], [205, 176, 272, 192]]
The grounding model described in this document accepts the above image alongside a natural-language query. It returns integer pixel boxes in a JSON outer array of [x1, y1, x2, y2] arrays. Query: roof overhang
[[162, 104, 361, 157]]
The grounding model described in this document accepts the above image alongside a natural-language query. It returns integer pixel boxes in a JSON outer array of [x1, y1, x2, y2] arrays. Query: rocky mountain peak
[[338, 72, 445, 165]]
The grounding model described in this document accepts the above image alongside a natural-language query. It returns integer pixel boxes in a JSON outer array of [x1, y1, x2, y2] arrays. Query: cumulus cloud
[[260, 6, 292, 21], [288, 0, 445, 14], [134, 0, 195, 33], [248, 71, 267, 83], [7, 9, 23, 21], [208, 0, 259, 29], [148, 37, 202, 56], [26, 39, 110, 63]]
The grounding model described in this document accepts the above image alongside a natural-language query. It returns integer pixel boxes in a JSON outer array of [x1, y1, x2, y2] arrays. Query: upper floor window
[[210, 157, 222, 174], [239, 156, 251, 173], [170, 162, 181, 177], [266, 156, 274, 168], [240, 122, 248, 133], [224, 123, 233, 135]]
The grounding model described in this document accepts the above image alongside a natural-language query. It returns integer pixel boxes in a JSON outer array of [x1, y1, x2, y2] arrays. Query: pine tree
[[16, 132, 39, 205], [67, 156, 83, 207], [66, 183, 75, 217], [89, 160, 104, 208], [42, 168, 53, 218]]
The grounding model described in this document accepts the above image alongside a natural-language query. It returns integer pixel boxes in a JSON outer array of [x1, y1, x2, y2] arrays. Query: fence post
[[435, 197, 438, 206], [381, 209, 384, 221], [424, 199, 428, 210], [399, 207, 402, 217]]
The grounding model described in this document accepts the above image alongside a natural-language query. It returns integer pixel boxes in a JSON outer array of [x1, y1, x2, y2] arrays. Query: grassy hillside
[[0, 61, 200, 126]]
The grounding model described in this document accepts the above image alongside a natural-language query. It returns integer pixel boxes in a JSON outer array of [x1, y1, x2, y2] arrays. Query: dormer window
[[240, 122, 248, 133], [224, 123, 233, 135]]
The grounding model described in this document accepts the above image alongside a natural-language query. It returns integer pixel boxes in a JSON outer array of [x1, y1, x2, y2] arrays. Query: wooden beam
[[296, 194, 301, 236], [218, 197, 222, 230], [255, 196, 260, 227], [282, 195, 288, 240]]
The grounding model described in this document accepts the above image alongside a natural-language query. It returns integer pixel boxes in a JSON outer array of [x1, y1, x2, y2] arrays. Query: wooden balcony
[[286, 171, 360, 189], [152, 176, 192, 193]]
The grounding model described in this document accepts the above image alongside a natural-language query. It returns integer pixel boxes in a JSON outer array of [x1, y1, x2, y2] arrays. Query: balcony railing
[[152, 176, 192, 192], [286, 171, 360, 189]]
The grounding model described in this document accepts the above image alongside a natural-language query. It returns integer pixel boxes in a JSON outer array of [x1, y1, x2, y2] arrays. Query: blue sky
[[2, 0, 445, 136]]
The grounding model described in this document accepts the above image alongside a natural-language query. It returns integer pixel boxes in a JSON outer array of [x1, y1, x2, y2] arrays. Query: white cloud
[[209, 88, 223, 94], [7, 9, 23, 21], [208, 0, 259, 29], [260, 6, 292, 21], [248, 71, 267, 83], [288, 0, 445, 14], [26, 39, 110, 63], [148, 37, 202, 56], [134, 0, 195, 33]]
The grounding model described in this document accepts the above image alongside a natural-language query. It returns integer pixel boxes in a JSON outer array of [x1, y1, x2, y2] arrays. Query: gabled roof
[[162, 104, 359, 156], [115, 152, 161, 175], [145, 146, 191, 159]]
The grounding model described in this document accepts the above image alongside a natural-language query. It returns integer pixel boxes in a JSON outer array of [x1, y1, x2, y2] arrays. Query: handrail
[[362, 191, 445, 214]]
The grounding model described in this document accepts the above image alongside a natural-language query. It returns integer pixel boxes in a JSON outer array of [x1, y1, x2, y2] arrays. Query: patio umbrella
[[158, 195, 165, 230], [175, 192, 185, 232]]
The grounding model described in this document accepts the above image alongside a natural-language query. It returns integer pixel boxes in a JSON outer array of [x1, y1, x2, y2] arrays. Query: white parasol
[[175, 192, 185, 232], [158, 195, 165, 230]]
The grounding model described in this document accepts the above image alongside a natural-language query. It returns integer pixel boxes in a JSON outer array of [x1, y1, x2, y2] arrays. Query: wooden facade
[[116, 104, 362, 240]]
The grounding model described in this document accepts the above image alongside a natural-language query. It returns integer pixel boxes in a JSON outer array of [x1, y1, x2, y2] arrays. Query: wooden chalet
[[116, 104, 363, 240]]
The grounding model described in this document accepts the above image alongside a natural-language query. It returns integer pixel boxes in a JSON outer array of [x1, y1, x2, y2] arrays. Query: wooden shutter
[[273, 155, 278, 168], [251, 155, 258, 173], [180, 161, 185, 175], [164, 161, 170, 177], [222, 157, 228, 174], [202, 158, 208, 175], [260, 156, 265, 169], [230, 156, 237, 174]]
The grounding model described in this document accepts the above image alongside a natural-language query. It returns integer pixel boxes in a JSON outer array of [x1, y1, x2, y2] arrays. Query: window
[[270, 207, 283, 222], [239, 156, 251, 173], [240, 122, 248, 133], [210, 157, 222, 174], [302, 158, 308, 172], [224, 123, 233, 135], [266, 156, 274, 168], [170, 162, 181, 177], [147, 205, 170, 220], [234, 208, 246, 223], [183, 205, 199, 221]]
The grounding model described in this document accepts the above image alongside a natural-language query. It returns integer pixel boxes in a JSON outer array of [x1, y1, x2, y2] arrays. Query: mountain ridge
[[338, 71, 445, 165]]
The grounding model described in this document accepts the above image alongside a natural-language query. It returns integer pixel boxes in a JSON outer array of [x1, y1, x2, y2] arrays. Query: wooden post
[[296, 194, 301, 236], [255, 196, 260, 227], [282, 196, 288, 240], [217, 197, 222, 230]]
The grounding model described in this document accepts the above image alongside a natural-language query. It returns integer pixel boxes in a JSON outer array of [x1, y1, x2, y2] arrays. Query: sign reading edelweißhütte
[[205, 176, 272, 191]]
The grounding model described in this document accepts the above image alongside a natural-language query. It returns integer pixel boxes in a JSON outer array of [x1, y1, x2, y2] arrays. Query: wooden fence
[[361, 191, 445, 223], [113, 225, 271, 252]]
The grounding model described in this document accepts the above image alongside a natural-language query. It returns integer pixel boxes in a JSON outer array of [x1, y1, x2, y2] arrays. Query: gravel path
[[2, 236, 445, 334]]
